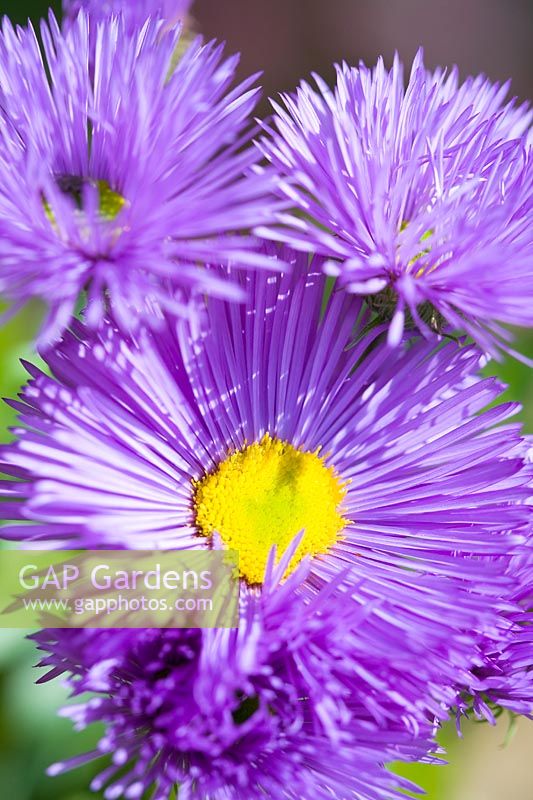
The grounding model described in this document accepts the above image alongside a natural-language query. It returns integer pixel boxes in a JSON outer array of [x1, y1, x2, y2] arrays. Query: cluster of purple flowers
[[0, 1, 531, 799]]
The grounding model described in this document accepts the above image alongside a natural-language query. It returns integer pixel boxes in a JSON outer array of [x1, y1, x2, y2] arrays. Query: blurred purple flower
[[63, 0, 193, 30], [259, 49, 533, 359], [0, 13, 277, 344]]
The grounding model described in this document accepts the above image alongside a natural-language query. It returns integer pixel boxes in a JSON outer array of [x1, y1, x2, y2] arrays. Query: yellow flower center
[[44, 176, 126, 226], [96, 180, 126, 220], [193, 435, 347, 585]]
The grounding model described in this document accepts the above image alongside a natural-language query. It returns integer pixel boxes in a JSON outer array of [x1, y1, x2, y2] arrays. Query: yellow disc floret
[[43, 176, 126, 228], [193, 434, 347, 585], [96, 180, 126, 220]]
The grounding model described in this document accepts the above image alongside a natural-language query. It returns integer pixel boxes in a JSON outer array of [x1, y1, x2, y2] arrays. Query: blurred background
[[0, 1, 531, 799]]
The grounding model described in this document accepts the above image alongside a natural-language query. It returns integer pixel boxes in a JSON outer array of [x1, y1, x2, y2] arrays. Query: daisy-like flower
[[32, 555, 437, 800], [1, 247, 531, 723], [63, 0, 193, 31], [259, 49, 533, 359], [0, 12, 277, 343]]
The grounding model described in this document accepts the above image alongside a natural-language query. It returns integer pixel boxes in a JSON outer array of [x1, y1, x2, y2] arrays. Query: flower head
[[0, 13, 277, 343], [33, 556, 435, 800], [259, 49, 533, 358], [2, 246, 530, 728]]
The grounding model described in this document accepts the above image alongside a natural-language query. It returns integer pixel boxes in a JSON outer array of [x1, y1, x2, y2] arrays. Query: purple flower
[[2, 247, 530, 728], [457, 533, 533, 722], [32, 556, 437, 800], [259, 49, 533, 359], [63, 0, 193, 31], [0, 13, 277, 344]]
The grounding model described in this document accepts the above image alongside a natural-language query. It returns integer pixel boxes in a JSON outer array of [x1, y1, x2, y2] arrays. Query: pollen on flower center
[[193, 434, 347, 585], [44, 175, 126, 225]]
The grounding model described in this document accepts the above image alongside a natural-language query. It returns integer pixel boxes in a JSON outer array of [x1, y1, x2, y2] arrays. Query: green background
[[0, 1, 531, 799]]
